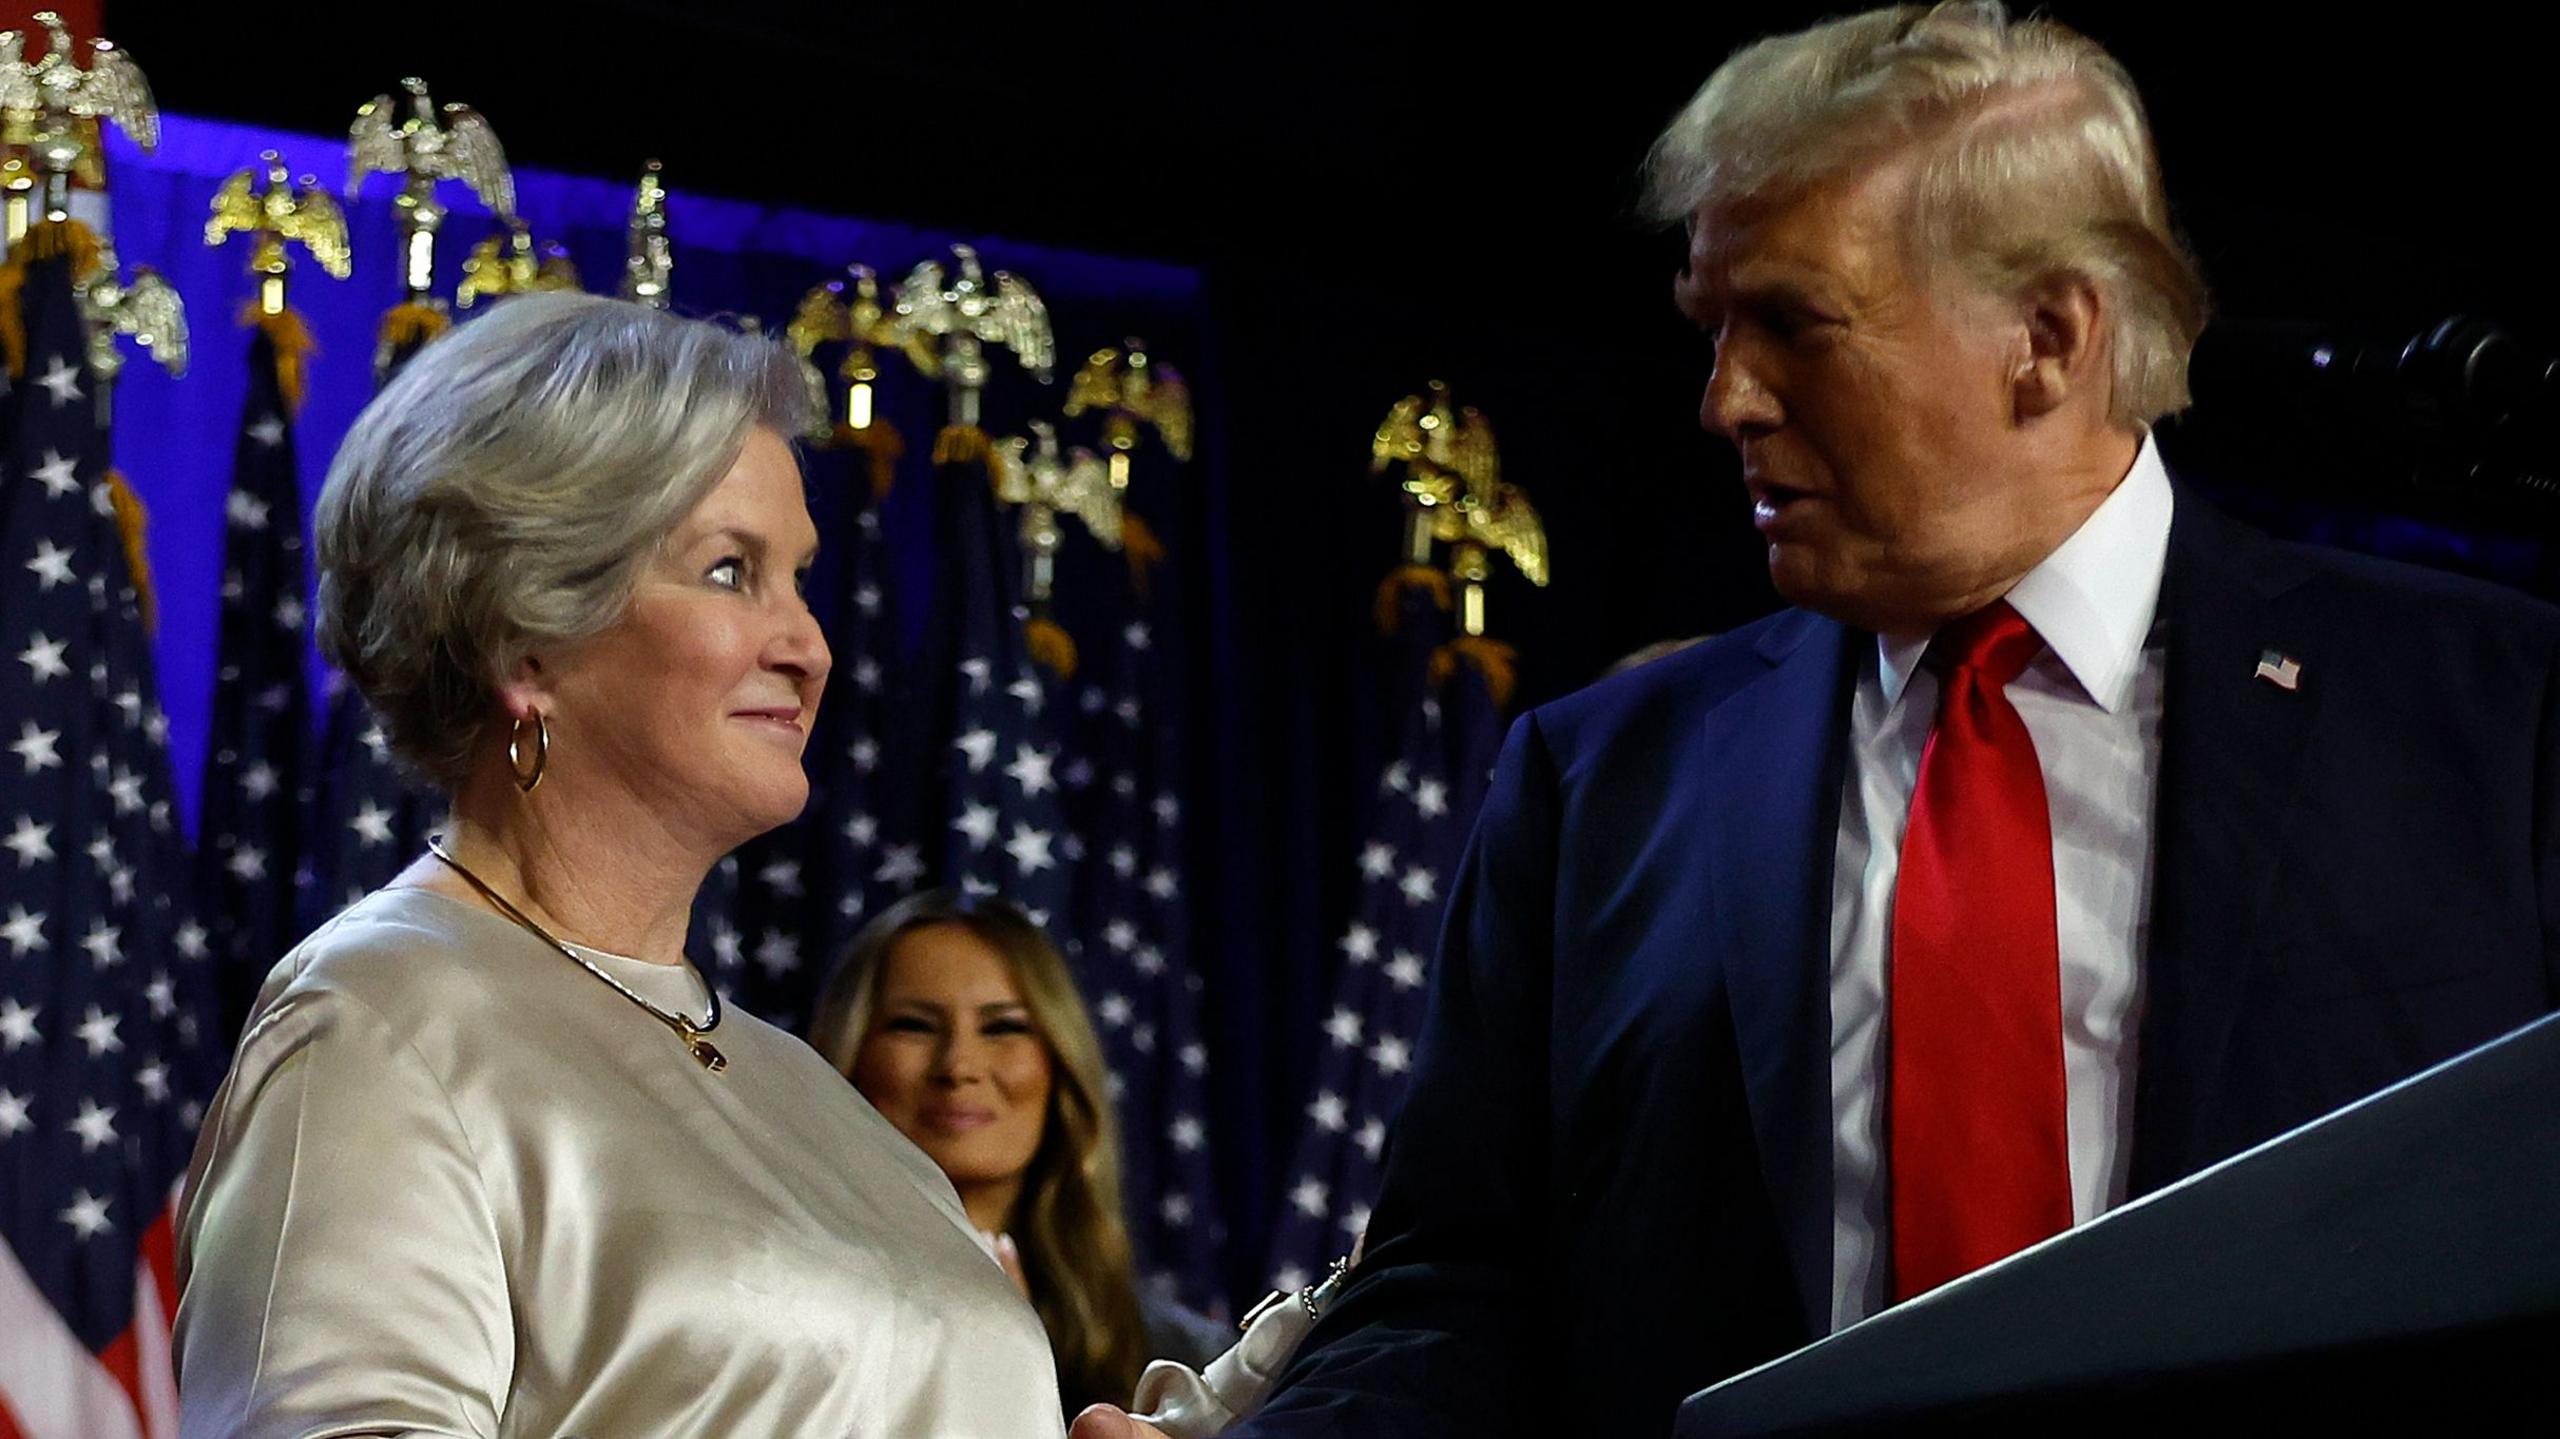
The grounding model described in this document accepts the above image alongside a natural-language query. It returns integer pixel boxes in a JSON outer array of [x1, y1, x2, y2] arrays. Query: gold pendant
[[689, 1035, 727, 1073]]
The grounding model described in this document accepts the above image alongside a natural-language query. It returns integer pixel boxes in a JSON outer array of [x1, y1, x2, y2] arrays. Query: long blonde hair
[[809, 890, 1151, 1411]]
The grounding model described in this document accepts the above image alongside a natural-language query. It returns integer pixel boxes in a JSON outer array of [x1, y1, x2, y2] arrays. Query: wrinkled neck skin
[[400, 741, 717, 968]]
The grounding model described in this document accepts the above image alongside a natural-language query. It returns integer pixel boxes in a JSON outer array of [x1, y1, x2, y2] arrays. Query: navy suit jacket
[[1242, 493, 2560, 1437]]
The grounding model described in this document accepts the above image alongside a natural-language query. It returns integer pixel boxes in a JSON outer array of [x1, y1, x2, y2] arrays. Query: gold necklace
[[426, 835, 728, 1073]]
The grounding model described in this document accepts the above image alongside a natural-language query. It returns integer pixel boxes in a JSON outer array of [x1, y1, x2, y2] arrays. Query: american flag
[[0, 248, 219, 1439], [932, 447, 1075, 929], [303, 325, 443, 926], [1263, 580, 1507, 1291], [810, 456, 927, 970], [1064, 567, 1226, 1314], [193, 319, 313, 1038]]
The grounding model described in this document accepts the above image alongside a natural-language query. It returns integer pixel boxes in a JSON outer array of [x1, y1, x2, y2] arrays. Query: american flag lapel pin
[[2253, 649, 2302, 691]]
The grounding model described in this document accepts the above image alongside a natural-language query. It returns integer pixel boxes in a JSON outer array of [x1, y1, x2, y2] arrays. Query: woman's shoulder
[[235, 888, 532, 1061]]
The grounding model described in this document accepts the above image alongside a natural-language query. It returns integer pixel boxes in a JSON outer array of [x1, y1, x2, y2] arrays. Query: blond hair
[[1641, 1, 2208, 426], [809, 891, 1152, 1412]]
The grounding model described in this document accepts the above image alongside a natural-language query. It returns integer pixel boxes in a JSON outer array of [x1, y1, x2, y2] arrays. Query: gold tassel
[[1374, 564, 1453, 636], [241, 303, 319, 414], [1024, 615, 1078, 681], [377, 301, 451, 355], [0, 218, 106, 376], [933, 423, 993, 468], [836, 416, 906, 503], [105, 468, 158, 633], [1432, 634, 1519, 710], [1122, 512, 1167, 600]]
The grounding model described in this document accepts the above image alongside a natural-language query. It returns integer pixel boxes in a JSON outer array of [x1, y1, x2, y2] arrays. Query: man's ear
[[2011, 271, 2107, 422]]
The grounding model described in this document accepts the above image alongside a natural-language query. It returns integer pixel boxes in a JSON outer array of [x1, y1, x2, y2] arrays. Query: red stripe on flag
[[96, 1329, 144, 1435], [138, 1208, 178, 1342], [0, 1387, 30, 1439]]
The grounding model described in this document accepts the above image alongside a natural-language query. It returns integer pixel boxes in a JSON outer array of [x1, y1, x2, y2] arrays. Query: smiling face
[[1679, 159, 2064, 635], [527, 424, 829, 850], [850, 921, 1056, 1206]]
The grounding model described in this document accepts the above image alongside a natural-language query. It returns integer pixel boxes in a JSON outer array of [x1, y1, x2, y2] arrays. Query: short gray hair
[[1641, 1, 2208, 427], [314, 292, 811, 791]]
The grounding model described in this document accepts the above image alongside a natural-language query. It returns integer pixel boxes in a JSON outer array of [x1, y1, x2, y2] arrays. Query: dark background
[[102, 0, 2560, 1295]]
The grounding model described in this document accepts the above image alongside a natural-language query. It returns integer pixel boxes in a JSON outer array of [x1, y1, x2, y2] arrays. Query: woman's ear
[[497, 653, 550, 721]]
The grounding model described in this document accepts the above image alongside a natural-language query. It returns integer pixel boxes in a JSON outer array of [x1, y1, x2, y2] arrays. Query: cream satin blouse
[[175, 887, 1061, 1438]]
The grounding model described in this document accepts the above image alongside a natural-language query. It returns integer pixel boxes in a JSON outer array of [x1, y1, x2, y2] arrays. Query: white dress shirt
[[1827, 434, 2174, 1330]]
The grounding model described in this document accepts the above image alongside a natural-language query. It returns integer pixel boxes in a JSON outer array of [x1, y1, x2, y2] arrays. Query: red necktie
[[1889, 600, 2072, 1302]]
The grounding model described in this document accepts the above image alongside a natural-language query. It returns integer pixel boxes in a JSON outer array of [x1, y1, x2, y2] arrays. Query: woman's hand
[[1070, 1404, 1173, 1439]]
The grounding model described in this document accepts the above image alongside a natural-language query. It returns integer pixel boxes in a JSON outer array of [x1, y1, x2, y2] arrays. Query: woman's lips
[[919, 1105, 998, 1133]]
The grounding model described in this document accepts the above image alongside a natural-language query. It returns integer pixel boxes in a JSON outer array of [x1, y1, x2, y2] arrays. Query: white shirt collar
[[1875, 431, 2174, 715]]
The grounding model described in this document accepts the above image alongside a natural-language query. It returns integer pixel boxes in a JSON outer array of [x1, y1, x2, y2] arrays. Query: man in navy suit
[[1076, 5, 2560, 1437]]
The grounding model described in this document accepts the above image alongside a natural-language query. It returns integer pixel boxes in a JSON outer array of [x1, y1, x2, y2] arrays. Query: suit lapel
[[1699, 609, 1857, 1335], [2134, 490, 2326, 1194]]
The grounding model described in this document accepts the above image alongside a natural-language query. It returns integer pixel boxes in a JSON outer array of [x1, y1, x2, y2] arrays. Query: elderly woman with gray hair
[[173, 293, 1060, 1436]]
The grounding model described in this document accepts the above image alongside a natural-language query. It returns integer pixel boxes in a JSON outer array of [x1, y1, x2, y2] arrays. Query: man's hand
[[1068, 1403, 1173, 1439]]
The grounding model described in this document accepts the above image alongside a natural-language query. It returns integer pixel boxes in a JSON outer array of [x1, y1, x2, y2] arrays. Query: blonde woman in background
[[812, 890, 1231, 1416]]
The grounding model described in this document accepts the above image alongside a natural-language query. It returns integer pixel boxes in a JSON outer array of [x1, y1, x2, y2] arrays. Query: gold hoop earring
[[509, 713, 550, 793]]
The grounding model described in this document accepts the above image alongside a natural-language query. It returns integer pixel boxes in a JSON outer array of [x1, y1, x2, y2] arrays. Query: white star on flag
[[1098, 993, 1134, 1027], [1004, 824, 1056, 874], [1324, 1006, 1364, 1048], [753, 930, 801, 977], [350, 801, 396, 846], [59, 1190, 113, 1240], [1, 905, 45, 955], [1103, 919, 1139, 952], [37, 355, 84, 405], [1368, 1035, 1412, 1075], [275, 595, 307, 632], [75, 1005, 123, 1057], [5, 815, 55, 867], [174, 920, 209, 960], [68, 1098, 118, 1152], [248, 414, 287, 446], [1342, 1203, 1372, 1237], [1004, 744, 1057, 795], [1108, 843, 1138, 878], [137, 1062, 170, 1103], [1358, 841, 1396, 880], [952, 802, 999, 850], [711, 922, 743, 968], [145, 974, 175, 1018], [1007, 675, 1044, 714], [227, 845, 269, 882], [853, 582, 882, 616], [1143, 866, 1179, 901], [23, 539, 74, 590], [853, 658, 883, 693], [107, 766, 144, 815], [1133, 946, 1165, 977], [955, 728, 999, 773], [1397, 865, 1439, 906], [1308, 1091, 1349, 1131], [1124, 621, 1152, 651], [0, 1087, 30, 1137], [1339, 922, 1380, 964], [29, 448, 80, 496], [1160, 1193, 1192, 1225], [842, 811, 878, 847], [850, 736, 880, 773], [1414, 777, 1450, 818], [18, 631, 70, 683], [1153, 792, 1181, 826], [11, 720, 62, 773], [1355, 1118, 1387, 1160], [240, 761, 279, 800], [959, 657, 992, 695], [1290, 1177, 1330, 1217], [77, 919, 122, 969], [1387, 952, 1427, 991], [0, 998, 38, 1051], [875, 844, 926, 887], [1179, 1042, 1207, 1075], [757, 859, 804, 897], [1169, 1115, 1205, 1151], [226, 490, 271, 530]]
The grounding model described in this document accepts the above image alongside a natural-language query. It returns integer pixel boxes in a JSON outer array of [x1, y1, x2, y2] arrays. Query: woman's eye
[[707, 557, 747, 590], [882, 1015, 935, 1035], [983, 1019, 1033, 1037]]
